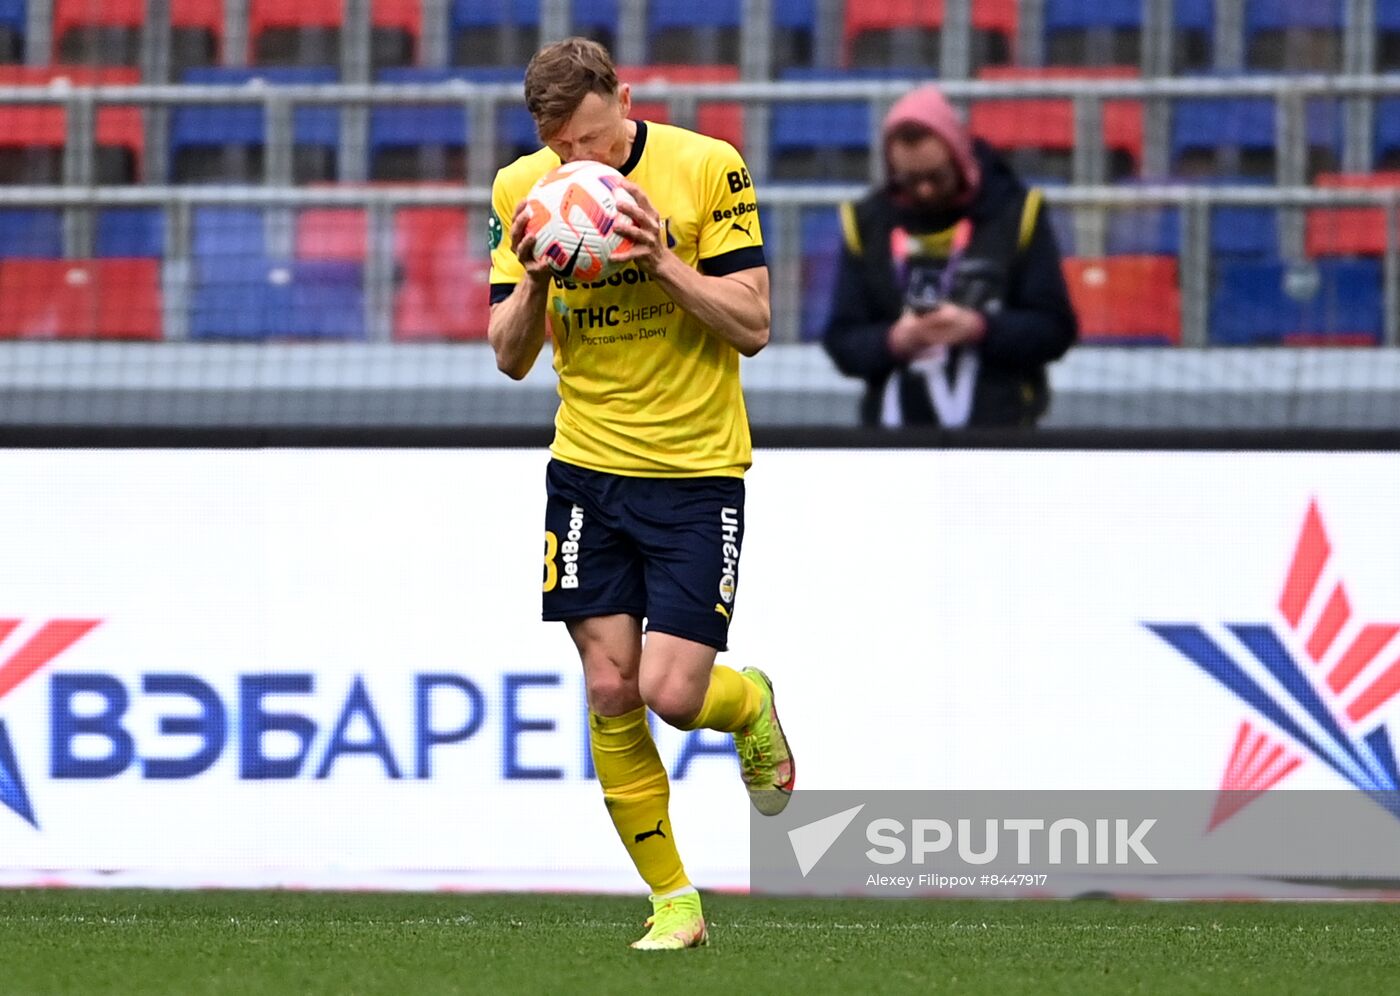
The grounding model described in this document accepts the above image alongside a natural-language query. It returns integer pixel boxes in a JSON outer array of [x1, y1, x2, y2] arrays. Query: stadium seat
[[0, 258, 161, 340], [1063, 256, 1182, 345], [770, 69, 907, 181], [1045, 0, 1213, 70], [844, 0, 1015, 70], [646, 0, 814, 69], [648, 0, 742, 65], [972, 67, 1143, 183], [1305, 172, 1400, 257], [1209, 258, 1384, 345], [1378, 98, 1400, 169], [0, 0, 24, 62], [1245, 0, 1345, 73], [451, 0, 617, 66], [257, 204, 491, 339], [1382, 0, 1400, 72], [296, 208, 367, 261], [0, 67, 143, 184], [623, 64, 743, 151], [96, 209, 163, 257], [191, 259, 366, 340], [1171, 97, 1343, 179], [373, 67, 534, 178], [193, 207, 267, 260], [54, 0, 223, 71], [394, 207, 490, 340], [1046, 204, 1077, 255], [1105, 177, 1280, 258], [0, 209, 63, 257], [250, 0, 419, 68], [171, 67, 340, 183], [797, 208, 842, 342]]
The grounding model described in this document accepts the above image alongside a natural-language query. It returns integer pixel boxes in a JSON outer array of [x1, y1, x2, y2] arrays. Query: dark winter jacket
[[822, 142, 1078, 428]]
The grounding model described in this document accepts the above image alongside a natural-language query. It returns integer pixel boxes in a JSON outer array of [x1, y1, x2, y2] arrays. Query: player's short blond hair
[[523, 38, 620, 141]]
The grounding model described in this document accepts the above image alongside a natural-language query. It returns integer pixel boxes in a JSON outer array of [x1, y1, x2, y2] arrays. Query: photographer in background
[[822, 84, 1078, 428]]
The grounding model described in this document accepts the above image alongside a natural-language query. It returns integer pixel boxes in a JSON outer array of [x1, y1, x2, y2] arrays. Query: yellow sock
[[678, 665, 761, 733], [589, 707, 690, 895]]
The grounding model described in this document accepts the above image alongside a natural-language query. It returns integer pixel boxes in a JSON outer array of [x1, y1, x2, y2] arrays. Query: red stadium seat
[[621, 64, 744, 151], [0, 67, 143, 183], [394, 208, 490, 340], [1305, 172, 1400, 257], [1063, 255, 1181, 345], [973, 67, 1143, 179], [296, 208, 368, 261], [0, 66, 139, 85], [250, 0, 420, 66], [844, 0, 1017, 68], [54, 0, 224, 66], [0, 258, 162, 340]]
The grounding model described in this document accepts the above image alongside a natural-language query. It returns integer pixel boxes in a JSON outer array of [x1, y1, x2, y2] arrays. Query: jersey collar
[[619, 121, 647, 176]]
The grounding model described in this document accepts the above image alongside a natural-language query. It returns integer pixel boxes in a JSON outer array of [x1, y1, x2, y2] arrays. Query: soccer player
[[486, 38, 794, 951]]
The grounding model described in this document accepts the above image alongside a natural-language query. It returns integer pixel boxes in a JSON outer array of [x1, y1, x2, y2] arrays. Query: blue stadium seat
[[648, 0, 741, 64], [193, 207, 266, 261], [0, 210, 62, 257], [1047, 206, 1076, 256], [1045, 0, 1211, 68], [451, 0, 617, 65], [1172, 96, 1344, 177], [1245, 0, 1346, 71], [0, 0, 23, 60], [1106, 179, 1280, 258], [1210, 258, 1383, 345], [1378, 98, 1400, 167], [1382, 0, 1400, 71], [373, 67, 535, 178], [191, 259, 365, 340], [96, 209, 163, 257], [650, 0, 817, 36], [171, 68, 341, 183], [798, 208, 842, 342], [1247, 0, 1345, 30], [771, 69, 908, 181]]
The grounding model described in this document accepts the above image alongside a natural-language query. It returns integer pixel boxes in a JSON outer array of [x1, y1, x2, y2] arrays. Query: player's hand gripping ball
[[523, 161, 637, 282]]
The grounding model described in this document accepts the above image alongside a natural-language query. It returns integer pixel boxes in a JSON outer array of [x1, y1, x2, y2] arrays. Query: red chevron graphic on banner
[[1209, 721, 1304, 831], [0, 620, 102, 701]]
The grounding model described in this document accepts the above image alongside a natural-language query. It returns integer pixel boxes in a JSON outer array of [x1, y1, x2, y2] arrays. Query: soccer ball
[[523, 160, 636, 282]]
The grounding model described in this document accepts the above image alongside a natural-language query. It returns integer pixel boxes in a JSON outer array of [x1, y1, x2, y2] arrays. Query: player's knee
[[639, 671, 705, 728], [583, 665, 642, 715]]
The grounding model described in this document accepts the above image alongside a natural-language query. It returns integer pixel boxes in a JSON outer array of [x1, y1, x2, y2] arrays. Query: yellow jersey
[[488, 121, 766, 479]]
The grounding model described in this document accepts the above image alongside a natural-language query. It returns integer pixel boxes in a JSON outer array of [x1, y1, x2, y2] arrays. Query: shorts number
[[543, 530, 559, 592]]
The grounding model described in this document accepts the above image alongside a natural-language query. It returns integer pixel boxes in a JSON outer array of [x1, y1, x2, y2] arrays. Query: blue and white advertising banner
[[1, 449, 1399, 893]]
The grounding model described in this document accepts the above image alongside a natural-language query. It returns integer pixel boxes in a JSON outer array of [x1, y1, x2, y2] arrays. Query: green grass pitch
[[1, 889, 1397, 994]]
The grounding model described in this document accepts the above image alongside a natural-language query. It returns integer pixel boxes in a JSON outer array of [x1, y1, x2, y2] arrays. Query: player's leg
[[570, 614, 691, 897], [542, 461, 702, 949], [570, 614, 706, 950], [631, 476, 795, 816]]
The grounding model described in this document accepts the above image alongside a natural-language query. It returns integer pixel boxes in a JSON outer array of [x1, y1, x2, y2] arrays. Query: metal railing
[[0, 74, 1398, 344], [1, 181, 1394, 346]]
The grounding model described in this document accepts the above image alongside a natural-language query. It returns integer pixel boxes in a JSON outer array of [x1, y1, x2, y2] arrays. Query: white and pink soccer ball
[[523, 160, 637, 282]]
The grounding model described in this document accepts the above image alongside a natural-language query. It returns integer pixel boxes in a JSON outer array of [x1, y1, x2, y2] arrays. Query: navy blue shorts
[[541, 459, 745, 651]]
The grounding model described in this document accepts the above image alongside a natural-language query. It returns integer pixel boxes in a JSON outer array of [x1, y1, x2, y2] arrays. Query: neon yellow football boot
[[735, 667, 795, 816], [630, 891, 708, 950]]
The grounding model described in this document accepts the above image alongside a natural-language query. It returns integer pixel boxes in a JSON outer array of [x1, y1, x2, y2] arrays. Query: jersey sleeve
[[696, 142, 767, 277], [488, 170, 526, 303]]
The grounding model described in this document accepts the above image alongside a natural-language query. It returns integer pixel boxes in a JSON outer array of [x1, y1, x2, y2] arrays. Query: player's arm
[[612, 153, 771, 357], [629, 223, 770, 357], [486, 180, 551, 381]]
